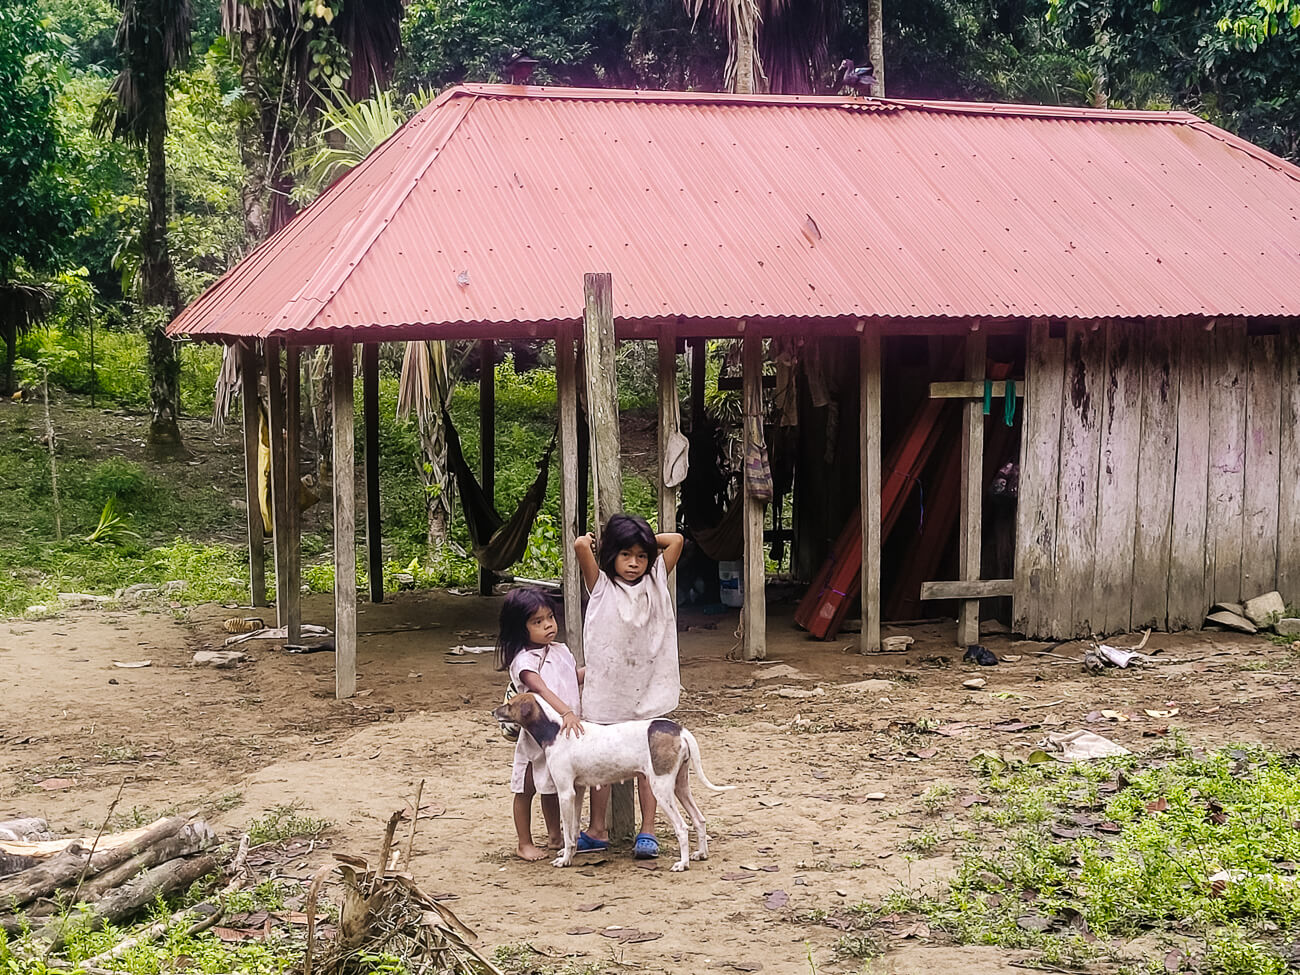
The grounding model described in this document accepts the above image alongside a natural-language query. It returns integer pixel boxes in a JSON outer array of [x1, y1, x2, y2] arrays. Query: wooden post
[[583, 275, 622, 528], [284, 344, 302, 643], [742, 326, 767, 661], [332, 340, 357, 699], [582, 272, 632, 839], [264, 338, 290, 625], [362, 343, 383, 603], [479, 339, 495, 597], [556, 324, 583, 662], [658, 323, 679, 603], [958, 330, 987, 646], [859, 327, 882, 653], [238, 341, 266, 607]]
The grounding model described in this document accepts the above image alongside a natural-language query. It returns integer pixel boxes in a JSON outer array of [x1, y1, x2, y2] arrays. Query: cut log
[[0, 819, 168, 859], [0, 819, 51, 843], [0, 816, 188, 910], [38, 853, 218, 948], [27, 822, 216, 914], [0, 853, 38, 878]]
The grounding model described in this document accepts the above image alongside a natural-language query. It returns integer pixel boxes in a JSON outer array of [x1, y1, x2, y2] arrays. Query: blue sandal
[[633, 833, 659, 859], [576, 831, 609, 852]]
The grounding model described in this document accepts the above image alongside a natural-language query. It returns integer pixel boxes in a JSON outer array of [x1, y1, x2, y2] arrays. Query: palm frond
[[291, 85, 409, 202]]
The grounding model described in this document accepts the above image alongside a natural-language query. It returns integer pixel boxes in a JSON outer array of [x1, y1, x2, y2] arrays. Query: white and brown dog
[[492, 692, 734, 871]]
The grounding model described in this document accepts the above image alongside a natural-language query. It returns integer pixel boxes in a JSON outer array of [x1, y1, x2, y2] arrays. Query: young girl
[[496, 587, 584, 861], [574, 513, 685, 859]]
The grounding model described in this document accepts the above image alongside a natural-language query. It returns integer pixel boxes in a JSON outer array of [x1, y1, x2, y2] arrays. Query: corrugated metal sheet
[[169, 85, 1300, 340]]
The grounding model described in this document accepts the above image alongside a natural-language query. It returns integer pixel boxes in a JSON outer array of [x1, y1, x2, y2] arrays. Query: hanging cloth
[[442, 408, 558, 571]]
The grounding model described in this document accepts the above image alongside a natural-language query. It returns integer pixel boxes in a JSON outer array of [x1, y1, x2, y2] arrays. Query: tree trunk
[[142, 106, 184, 450], [238, 31, 268, 243], [733, 5, 759, 94], [868, 0, 885, 96]]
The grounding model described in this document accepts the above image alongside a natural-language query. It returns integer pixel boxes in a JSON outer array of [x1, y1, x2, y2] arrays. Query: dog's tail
[[682, 729, 735, 793]]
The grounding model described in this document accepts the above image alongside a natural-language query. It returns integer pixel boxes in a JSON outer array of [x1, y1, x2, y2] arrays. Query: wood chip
[[764, 890, 789, 910], [575, 903, 603, 912], [567, 927, 596, 936]]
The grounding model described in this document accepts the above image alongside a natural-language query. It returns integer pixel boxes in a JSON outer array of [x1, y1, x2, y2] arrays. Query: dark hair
[[496, 587, 555, 672], [597, 513, 657, 581]]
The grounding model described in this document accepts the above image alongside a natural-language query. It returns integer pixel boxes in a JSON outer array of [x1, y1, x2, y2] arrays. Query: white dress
[[508, 642, 580, 794], [581, 560, 680, 723]]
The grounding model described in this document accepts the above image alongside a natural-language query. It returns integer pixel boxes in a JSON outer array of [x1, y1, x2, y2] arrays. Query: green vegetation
[[850, 744, 1300, 972], [245, 804, 332, 847]]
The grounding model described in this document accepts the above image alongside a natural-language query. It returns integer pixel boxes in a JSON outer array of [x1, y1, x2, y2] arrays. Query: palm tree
[[685, 0, 840, 94], [94, 0, 192, 449], [220, 0, 404, 237]]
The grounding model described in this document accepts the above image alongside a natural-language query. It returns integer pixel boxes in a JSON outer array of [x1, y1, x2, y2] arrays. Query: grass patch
[[494, 943, 607, 975], [245, 804, 331, 846], [854, 744, 1300, 972]]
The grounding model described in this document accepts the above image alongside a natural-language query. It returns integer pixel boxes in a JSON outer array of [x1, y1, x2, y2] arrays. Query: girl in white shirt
[[496, 588, 583, 860]]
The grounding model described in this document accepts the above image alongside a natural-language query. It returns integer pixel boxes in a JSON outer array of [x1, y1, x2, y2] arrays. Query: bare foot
[[547, 836, 564, 850], [517, 842, 549, 861]]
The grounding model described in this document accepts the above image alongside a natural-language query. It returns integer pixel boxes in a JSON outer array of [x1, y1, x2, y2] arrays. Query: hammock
[[443, 408, 558, 571]]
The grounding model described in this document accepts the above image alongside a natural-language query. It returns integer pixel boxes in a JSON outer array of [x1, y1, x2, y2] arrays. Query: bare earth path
[[1, 591, 1289, 973]]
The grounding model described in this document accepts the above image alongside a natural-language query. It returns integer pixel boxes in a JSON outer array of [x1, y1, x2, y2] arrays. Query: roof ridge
[[449, 83, 1204, 124]]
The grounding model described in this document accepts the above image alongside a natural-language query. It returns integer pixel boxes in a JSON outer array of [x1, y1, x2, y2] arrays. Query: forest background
[[1, 0, 1298, 613]]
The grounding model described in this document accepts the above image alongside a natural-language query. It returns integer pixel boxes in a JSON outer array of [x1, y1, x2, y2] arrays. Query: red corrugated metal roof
[[169, 85, 1300, 341]]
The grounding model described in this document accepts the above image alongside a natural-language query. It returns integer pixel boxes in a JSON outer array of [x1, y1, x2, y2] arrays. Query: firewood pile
[[1, 790, 498, 975], [0, 814, 220, 947]]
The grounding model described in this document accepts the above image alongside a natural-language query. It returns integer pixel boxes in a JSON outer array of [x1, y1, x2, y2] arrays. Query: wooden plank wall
[[1015, 319, 1300, 639]]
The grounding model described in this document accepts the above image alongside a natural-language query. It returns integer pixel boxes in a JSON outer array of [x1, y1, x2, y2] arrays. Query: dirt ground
[[1, 591, 1293, 974]]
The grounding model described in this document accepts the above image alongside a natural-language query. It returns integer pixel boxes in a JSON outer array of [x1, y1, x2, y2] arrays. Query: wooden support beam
[[921, 579, 1015, 600], [556, 324, 583, 663], [958, 331, 987, 646], [929, 380, 1024, 399], [284, 344, 302, 643], [657, 323, 679, 604], [237, 341, 266, 607], [332, 341, 357, 699], [742, 327, 767, 661], [479, 339, 496, 597], [362, 343, 383, 603], [264, 338, 290, 626], [859, 328, 883, 653], [584, 275, 622, 528], [582, 272, 633, 839]]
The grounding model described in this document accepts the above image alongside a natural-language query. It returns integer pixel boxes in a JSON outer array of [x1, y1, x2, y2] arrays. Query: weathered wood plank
[[1279, 323, 1300, 603], [1131, 322, 1179, 630], [264, 338, 290, 625], [921, 579, 1014, 600], [478, 339, 495, 597], [556, 324, 583, 662], [957, 331, 987, 646], [332, 340, 357, 700], [1052, 323, 1105, 638], [657, 323, 678, 605], [1093, 323, 1143, 636], [583, 274, 622, 528], [1242, 333, 1281, 598], [1014, 321, 1066, 639], [362, 342, 384, 603], [1206, 320, 1248, 604], [930, 380, 1024, 399], [743, 327, 767, 661], [860, 328, 883, 653], [284, 345, 302, 643], [1168, 324, 1212, 629], [237, 341, 266, 607]]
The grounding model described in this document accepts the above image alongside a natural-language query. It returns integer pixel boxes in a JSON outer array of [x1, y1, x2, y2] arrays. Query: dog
[[492, 692, 734, 871]]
